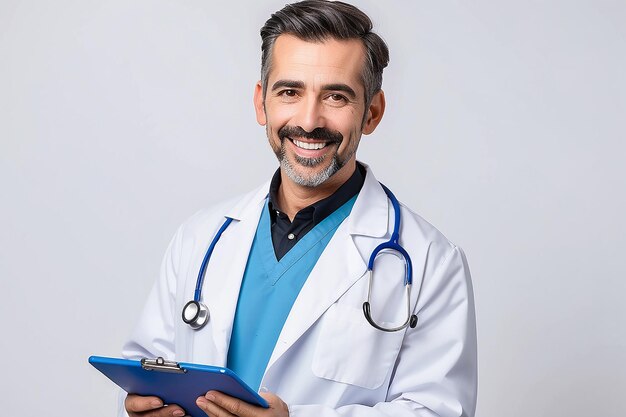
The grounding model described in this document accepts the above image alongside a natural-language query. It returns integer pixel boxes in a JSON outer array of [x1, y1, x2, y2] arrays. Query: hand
[[196, 390, 289, 417], [125, 394, 186, 417]]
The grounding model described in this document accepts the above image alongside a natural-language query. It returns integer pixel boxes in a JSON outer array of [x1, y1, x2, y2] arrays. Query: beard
[[272, 125, 351, 188], [280, 149, 342, 188]]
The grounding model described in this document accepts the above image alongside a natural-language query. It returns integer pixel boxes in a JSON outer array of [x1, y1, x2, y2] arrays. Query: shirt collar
[[268, 163, 366, 223]]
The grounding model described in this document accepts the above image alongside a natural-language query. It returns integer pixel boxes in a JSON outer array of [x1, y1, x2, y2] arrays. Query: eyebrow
[[271, 80, 305, 91], [271, 80, 357, 100]]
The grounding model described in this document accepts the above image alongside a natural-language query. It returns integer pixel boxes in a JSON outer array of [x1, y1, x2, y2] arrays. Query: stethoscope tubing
[[186, 183, 417, 331], [367, 184, 412, 285], [194, 216, 234, 302]]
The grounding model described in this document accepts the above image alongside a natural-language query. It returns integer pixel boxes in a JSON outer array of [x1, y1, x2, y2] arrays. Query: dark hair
[[260, 0, 389, 106]]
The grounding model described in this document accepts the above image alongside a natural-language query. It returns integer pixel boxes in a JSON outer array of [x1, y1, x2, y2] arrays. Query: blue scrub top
[[226, 195, 357, 390]]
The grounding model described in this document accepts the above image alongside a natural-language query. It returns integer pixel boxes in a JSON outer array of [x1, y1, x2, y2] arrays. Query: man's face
[[254, 34, 384, 190]]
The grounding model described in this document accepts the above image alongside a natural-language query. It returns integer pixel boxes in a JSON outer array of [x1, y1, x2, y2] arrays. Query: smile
[[291, 139, 329, 150]]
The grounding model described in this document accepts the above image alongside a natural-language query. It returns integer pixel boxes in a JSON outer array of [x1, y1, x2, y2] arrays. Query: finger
[[125, 395, 164, 412], [129, 408, 187, 417], [259, 392, 289, 415], [125, 395, 186, 417], [201, 391, 257, 417], [259, 391, 280, 405], [196, 395, 236, 417]]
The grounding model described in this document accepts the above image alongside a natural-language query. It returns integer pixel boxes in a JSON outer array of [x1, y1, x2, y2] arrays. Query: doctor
[[122, 1, 477, 417]]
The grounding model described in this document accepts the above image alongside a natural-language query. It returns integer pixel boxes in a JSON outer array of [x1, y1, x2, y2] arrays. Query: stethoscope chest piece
[[182, 300, 210, 330]]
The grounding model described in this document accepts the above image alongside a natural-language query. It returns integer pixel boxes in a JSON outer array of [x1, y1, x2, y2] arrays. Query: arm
[[117, 225, 185, 417], [122, 223, 183, 361]]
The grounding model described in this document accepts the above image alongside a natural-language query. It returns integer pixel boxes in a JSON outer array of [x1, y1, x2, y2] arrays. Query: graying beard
[[294, 154, 326, 167], [279, 148, 342, 188]]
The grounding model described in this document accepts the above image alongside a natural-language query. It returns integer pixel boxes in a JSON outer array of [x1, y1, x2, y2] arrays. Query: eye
[[276, 89, 300, 102], [325, 93, 349, 107], [329, 94, 347, 102]]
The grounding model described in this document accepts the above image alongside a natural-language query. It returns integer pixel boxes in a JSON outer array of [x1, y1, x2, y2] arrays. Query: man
[[122, 1, 477, 416]]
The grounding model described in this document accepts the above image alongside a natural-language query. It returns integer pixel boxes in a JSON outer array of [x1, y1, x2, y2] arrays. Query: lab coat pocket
[[312, 303, 405, 389]]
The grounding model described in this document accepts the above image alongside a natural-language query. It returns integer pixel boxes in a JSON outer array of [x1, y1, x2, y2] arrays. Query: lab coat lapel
[[193, 184, 268, 365], [265, 168, 390, 369]]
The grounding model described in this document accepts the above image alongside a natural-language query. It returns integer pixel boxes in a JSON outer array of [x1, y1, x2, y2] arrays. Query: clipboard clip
[[141, 357, 187, 374]]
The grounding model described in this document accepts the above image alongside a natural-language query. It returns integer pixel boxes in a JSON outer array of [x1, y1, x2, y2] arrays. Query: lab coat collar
[[224, 181, 271, 222], [264, 163, 393, 371], [346, 162, 390, 239], [224, 163, 390, 238]]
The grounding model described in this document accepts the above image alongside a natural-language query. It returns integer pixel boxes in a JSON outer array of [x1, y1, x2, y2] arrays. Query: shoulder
[[360, 164, 461, 263], [398, 202, 457, 251], [175, 181, 269, 242], [396, 201, 464, 268]]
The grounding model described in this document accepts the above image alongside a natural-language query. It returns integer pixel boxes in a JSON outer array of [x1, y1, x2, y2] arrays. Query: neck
[[277, 162, 356, 220]]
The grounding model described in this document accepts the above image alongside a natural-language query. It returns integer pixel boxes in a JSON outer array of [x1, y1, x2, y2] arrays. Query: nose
[[293, 96, 326, 133]]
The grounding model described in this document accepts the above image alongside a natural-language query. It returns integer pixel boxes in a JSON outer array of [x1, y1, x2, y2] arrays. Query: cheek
[[265, 103, 296, 127], [337, 113, 362, 139]]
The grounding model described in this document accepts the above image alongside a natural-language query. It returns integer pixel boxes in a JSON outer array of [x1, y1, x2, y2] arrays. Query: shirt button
[[287, 233, 296, 240]]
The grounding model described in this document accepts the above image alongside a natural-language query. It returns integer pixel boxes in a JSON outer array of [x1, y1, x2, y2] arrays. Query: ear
[[362, 90, 385, 135], [253, 81, 267, 126]]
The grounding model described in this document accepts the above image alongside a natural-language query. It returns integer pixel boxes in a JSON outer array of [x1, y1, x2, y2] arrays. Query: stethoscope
[[182, 184, 418, 332]]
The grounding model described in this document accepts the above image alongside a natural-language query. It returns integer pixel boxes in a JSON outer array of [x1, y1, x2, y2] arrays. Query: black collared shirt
[[268, 163, 366, 261]]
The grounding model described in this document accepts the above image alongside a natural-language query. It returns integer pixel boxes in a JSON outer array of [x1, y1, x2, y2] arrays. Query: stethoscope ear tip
[[409, 315, 418, 328]]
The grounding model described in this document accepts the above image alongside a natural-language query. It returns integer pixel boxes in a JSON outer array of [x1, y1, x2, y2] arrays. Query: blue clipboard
[[89, 356, 268, 417]]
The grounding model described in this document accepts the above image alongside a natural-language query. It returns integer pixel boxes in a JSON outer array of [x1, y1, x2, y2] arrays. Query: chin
[[281, 157, 341, 188]]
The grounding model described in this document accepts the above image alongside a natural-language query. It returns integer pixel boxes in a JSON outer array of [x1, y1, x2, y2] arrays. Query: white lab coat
[[120, 166, 477, 417]]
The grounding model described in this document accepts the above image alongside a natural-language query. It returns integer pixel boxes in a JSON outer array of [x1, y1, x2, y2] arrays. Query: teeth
[[293, 139, 327, 150]]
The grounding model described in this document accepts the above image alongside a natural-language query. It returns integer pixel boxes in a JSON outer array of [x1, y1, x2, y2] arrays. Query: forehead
[[269, 34, 366, 89]]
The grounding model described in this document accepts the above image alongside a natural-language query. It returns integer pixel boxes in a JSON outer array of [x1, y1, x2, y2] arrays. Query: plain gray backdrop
[[1, 1, 624, 416]]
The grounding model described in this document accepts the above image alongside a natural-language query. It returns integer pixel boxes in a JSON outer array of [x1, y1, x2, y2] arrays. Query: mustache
[[278, 126, 343, 144]]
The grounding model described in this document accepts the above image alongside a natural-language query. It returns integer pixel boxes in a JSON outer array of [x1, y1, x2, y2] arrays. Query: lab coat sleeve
[[289, 246, 477, 417], [121, 224, 183, 360], [116, 224, 185, 417]]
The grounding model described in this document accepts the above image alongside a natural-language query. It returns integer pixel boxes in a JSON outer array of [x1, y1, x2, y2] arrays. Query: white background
[[1, 1, 625, 416]]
